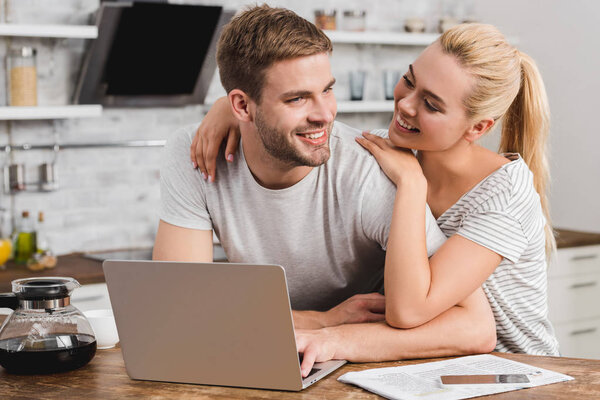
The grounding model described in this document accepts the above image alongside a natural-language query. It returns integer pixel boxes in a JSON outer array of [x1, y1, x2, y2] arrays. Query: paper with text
[[338, 354, 573, 400]]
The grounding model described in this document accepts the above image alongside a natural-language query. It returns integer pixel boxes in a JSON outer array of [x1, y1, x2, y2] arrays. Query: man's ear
[[229, 89, 254, 122], [464, 118, 495, 143]]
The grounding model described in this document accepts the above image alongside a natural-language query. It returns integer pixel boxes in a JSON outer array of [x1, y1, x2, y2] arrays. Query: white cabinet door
[[550, 245, 600, 278], [554, 318, 600, 359], [548, 272, 600, 324]]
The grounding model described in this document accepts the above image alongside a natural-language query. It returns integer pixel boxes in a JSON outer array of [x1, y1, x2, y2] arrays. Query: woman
[[190, 23, 559, 356]]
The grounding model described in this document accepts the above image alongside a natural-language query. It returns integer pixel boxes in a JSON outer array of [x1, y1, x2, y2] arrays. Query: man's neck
[[241, 138, 313, 190]]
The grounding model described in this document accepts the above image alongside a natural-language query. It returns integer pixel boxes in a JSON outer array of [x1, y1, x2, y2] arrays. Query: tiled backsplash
[[0, 0, 465, 254]]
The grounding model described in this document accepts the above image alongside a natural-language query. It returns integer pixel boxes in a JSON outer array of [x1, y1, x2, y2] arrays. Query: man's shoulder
[[329, 121, 387, 173], [165, 123, 200, 151]]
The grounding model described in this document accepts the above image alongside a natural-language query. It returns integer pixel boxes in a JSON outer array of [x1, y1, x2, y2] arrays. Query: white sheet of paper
[[337, 354, 573, 400]]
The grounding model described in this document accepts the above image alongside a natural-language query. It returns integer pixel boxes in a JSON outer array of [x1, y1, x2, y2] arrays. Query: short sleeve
[[159, 124, 213, 230], [457, 211, 528, 263], [425, 204, 446, 255], [361, 167, 396, 250], [361, 167, 446, 257]]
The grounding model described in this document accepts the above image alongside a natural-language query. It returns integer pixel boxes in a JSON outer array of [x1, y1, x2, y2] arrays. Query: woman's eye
[[424, 99, 439, 112], [403, 75, 414, 88]]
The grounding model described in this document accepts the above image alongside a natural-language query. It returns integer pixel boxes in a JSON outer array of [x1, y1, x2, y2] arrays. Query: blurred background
[[0, 0, 597, 255]]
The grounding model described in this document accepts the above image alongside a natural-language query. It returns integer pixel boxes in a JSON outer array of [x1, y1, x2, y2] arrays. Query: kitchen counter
[[0, 253, 104, 292], [555, 228, 600, 248], [0, 245, 228, 292], [0, 342, 599, 399]]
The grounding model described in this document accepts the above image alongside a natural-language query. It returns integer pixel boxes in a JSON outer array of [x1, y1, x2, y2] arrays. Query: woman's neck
[[418, 144, 478, 191], [419, 143, 508, 218]]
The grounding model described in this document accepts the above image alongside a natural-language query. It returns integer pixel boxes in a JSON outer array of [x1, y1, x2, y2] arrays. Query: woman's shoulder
[[462, 153, 537, 214]]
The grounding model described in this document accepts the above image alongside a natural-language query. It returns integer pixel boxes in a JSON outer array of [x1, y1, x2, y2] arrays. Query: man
[[153, 5, 496, 377]]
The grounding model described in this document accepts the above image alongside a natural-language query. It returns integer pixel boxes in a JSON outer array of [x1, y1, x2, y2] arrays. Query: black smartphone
[[440, 374, 530, 385]]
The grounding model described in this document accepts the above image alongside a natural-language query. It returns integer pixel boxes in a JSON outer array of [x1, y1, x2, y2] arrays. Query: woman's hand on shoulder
[[356, 131, 424, 186], [190, 96, 241, 182]]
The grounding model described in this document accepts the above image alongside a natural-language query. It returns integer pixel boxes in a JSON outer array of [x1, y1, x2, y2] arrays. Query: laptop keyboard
[[298, 353, 321, 379]]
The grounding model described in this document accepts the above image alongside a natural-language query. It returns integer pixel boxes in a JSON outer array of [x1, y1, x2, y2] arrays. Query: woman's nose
[[397, 93, 417, 117]]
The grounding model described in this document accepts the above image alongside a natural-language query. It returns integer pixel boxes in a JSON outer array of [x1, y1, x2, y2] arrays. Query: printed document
[[338, 354, 573, 400]]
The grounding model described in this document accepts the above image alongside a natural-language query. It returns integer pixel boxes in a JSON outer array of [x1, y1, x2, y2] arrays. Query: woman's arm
[[357, 133, 502, 329], [190, 96, 241, 182], [296, 287, 496, 377]]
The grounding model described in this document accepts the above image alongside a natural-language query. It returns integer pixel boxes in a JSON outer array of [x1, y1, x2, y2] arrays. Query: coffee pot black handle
[[0, 293, 18, 310]]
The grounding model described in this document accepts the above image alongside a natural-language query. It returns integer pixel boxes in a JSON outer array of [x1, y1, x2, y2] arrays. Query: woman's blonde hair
[[439, 23, 555, 257]]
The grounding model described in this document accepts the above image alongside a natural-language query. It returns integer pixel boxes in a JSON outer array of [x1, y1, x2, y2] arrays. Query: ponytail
[[500, 53, 555, 256], [440, 24, 556, 258]]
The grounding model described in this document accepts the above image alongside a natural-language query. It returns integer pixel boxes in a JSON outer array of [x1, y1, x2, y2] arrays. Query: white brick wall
[[0, 0, 475, 254]]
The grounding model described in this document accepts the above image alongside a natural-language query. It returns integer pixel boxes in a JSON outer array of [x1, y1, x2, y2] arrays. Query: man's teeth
[[397, 116, 418, 131], [303, 131, 325, 139]]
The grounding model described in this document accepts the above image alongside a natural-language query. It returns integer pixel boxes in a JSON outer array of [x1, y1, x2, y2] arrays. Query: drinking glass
[[382, 70, 400, 100], [349, 70, 366, 101]]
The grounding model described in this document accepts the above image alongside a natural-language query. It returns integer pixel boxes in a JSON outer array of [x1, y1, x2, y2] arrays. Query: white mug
[[84, 309, 120, 349]]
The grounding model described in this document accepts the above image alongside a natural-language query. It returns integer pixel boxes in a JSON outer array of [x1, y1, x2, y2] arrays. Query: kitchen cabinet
[[0, 23, 102, 120], [548, 230, 600, 358]]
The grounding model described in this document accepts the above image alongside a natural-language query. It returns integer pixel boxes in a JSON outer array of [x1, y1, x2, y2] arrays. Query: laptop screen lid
[[103, 260, 343, 391]]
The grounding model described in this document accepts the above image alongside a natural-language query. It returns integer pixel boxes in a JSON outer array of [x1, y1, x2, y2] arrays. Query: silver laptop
[[103, 260, 346, 391]]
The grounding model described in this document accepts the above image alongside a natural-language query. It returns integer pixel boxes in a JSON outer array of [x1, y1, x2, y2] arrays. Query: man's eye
[[323, 87, 332, 94], [403, 75, 414, 88], [287, 97, 302, 103]]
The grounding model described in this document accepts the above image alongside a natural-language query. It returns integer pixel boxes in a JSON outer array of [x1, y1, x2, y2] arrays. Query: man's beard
[[254, 109, 331, 167]]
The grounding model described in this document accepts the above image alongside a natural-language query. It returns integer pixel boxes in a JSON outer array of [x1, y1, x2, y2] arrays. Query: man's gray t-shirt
[[160, 121, 446, 311]]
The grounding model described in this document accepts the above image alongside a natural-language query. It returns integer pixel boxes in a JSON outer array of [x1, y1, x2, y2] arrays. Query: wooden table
[[1, 346, 599, 399]]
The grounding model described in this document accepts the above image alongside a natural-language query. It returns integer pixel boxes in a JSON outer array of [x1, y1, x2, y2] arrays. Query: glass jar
[[7, 46, 38, 107], [342, 10, 366, 32], [0, 277, 96, 374], [314, 9, 337, 30]]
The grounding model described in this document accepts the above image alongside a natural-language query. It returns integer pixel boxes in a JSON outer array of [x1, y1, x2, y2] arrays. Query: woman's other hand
[[356, 132, 424, 186], [190, 96, 241, 182]]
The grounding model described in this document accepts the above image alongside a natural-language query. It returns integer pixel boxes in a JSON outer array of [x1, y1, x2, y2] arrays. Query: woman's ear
[[464, 118, 495, 143], [229, 89, 254, 122]]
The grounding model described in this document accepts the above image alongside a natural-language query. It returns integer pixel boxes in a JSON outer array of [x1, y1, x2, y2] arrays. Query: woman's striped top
[[437, 153, 559, 356]]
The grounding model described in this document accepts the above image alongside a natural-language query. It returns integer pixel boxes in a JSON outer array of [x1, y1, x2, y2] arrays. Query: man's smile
[[296, 129, 328, 145]]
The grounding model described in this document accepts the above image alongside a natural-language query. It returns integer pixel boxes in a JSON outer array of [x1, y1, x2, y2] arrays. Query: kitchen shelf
[[324, 30, 439, 46], [0, 23, 97, 39], [0, 105, 102, 120], [337, 101, 394, 113]]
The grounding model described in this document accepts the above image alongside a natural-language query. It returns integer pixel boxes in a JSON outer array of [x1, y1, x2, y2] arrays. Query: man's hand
[[293, 293, 385, 329], [324, 292, 386, 326], [295, 328, 339, 378]]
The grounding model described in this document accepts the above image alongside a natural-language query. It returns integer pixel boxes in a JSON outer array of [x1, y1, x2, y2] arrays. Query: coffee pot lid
[[11, 277, 80, 301]]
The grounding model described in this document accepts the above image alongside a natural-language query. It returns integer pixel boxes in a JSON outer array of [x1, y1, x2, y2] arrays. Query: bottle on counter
[[35, 211, 57, 269], [0, 210, 12, 269], [27, 211, 57, 271], [14, 210, 36, 265]]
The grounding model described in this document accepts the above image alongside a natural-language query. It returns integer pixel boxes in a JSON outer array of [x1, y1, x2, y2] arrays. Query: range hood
[[75, 1, 234, 107]]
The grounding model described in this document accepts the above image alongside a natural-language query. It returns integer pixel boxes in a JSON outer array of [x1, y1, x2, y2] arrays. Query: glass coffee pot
[[0, 277, 96, 374]]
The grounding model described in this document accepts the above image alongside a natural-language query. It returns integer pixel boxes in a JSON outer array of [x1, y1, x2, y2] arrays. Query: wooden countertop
[[0, 253, 104, 292], [555, 228, 600, 249], [1, 345, 599, 399]]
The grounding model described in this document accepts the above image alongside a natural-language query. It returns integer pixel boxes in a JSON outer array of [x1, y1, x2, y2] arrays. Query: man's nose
[[308, 96, 336, 123]]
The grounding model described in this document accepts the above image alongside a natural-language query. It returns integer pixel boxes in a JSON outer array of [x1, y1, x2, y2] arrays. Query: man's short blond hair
[[216, 4, 332, 103]]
